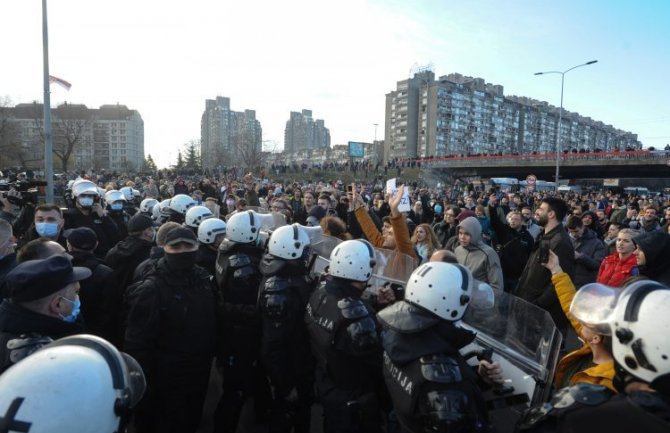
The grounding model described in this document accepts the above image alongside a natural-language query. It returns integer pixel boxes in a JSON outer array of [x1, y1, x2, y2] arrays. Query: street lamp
[[534, 60, 597, 190]]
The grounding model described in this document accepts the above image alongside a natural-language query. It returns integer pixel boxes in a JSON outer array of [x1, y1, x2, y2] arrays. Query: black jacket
[[378, 301, 489, 433], [635, 232, 670, 286], [63, 208, 120, 258], [69, 250, 116, 341], [513, 224, 576, 331], [0, 300, 81, 373], [571, 228, 607, 288], [196, 244, 218, 277], [489, 205, 535, 280], [433, 220, 458, 249], [124, 258, 220, 383]]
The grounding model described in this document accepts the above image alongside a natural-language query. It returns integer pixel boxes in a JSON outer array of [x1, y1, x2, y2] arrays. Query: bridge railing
[[419, 150, 670, 166]]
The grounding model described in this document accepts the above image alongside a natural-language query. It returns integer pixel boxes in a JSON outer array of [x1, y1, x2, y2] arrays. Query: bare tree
[[52, 103, 90, 172], [232, 130, 263, 172], [30, 102, 90, 172], [0, 97, 27, 168]]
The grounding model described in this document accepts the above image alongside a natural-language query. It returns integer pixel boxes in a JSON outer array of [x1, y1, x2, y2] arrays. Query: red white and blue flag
[[48, 75, 72, 91]]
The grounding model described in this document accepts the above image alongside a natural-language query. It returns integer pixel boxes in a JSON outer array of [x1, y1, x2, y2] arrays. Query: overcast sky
[[2, 0, 668, 168]]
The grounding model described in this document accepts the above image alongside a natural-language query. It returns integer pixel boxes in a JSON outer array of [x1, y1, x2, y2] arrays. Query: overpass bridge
[[417, 150, 670, 180]]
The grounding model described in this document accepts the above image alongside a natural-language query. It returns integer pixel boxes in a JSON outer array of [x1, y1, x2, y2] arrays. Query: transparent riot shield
[[365, 248, 417, 300], [225, 208, 287, 229], [460, 288, 562, 432], [308, 235, 342, 279]]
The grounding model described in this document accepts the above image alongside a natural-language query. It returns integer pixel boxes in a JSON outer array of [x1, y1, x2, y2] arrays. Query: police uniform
[[213, 238, 268, 433], [63, 207, 120, 258], [258, 253, 317, 433], [378, 300, 490, 433], [517, 383, 670, 433], [305, 276, 385, 433]]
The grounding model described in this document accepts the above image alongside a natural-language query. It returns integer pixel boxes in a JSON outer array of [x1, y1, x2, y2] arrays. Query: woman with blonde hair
[[411, 223, 439, 264]]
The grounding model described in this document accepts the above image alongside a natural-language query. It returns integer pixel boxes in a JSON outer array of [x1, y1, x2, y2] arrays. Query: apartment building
[[200, 96, 262, 170], [384, 71, 641, 161]]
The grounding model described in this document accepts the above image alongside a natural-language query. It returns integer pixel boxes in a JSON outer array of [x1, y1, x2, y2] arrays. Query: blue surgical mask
[[78, 197, 94, 207], [59, 296, 81, 323], [110, 203, 124, 211], [35, 222, 60, 238]]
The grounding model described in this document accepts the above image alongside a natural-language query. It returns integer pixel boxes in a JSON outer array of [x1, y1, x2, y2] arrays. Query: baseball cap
[[164, 227, 198, 247]]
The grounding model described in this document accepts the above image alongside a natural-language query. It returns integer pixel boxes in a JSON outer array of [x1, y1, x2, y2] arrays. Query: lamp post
[[42, 0, 54, 203], [535, 60, 597, 190]]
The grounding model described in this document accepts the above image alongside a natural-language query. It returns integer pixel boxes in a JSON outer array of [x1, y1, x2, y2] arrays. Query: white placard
[[386, 178, 411, 213]]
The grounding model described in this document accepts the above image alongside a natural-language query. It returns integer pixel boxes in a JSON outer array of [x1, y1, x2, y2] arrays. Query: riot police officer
[[165, 194, 195, 225], [259, 223, 318, 433], [305, 239, 385, 433], [104, 190, 130, 240], [63, 180, 120, 258], [196, 217, 226, 276], [518, 280, 670, 432], [213, 210, 270, 433], [378, 262, 493, 433]]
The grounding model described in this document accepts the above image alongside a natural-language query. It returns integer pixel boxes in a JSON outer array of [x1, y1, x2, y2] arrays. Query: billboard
[[348, 141, 366, 158]]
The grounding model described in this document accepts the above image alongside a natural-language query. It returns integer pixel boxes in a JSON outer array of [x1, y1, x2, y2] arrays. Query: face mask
[[226, 199, 235, 207], [78, 197, 94, 208], [150, 229, 157, 242], [164, 250, 198, 272], [35, 222, 60, 238], [59, 296, 81, 323], [110, 203, 124, 211]]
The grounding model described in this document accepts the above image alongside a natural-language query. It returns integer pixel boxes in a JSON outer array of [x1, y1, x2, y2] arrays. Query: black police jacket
[[518, 384, 670, 433], [305, 277, 382, 394], [378, 301, 489, 433], [63, 208, 120, 258], [258, 257, 316, 392], [0, 299, 82, 373]]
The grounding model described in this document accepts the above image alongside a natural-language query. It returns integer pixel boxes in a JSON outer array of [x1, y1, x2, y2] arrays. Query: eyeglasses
[[271, 205, 285, 211]]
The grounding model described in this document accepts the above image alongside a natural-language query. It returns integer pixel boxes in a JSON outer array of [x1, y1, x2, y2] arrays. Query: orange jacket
[[552, 272, 616, 392], [354, 208, 418, 261]]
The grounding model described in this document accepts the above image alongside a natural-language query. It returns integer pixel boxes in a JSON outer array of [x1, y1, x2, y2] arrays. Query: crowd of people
[[0, 167, 669, 433]]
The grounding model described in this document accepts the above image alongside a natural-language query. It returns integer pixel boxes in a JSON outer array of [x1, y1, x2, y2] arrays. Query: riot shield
[[460, 288, 562, 431], [366, 248, 417, 299], [225, 208, 287, 229], [308, 235, 342, 279]]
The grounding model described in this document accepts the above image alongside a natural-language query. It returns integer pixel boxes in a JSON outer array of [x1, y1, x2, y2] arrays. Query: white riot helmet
[[71, 179, 99, 198], [104, 190, 126, 204], [268, 223, 311, 260], [159, 199, 171, 215], [405, 262, 474, 321], [226, 210, 262, 243], [198, 218, 227, 245], [328, 239, 376, 282], [185, 205, 214, 228], [119, 186, 135, 201], [169, 194, 196, 215], [573, 281, 670, 386], [0, 334, 145, 433], [151, 203, 162, 221], [140, 198, 159, 214]]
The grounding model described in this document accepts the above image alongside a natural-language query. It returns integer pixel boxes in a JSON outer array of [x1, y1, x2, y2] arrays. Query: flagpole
[[42, 0, 54, 203]]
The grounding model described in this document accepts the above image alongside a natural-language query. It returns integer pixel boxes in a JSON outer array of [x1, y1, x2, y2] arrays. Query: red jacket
[[596, 253, 639, 287]]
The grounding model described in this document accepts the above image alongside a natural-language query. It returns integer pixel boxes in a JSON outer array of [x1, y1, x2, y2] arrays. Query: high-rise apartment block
[[6, 102, 144, 171], [284, 109, 330, 154], [385, 71, 640, 161], [200, 96, 262, 170]]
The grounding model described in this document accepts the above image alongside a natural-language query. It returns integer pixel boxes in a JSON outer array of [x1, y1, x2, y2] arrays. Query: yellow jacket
[[552, 272, 616, 392]]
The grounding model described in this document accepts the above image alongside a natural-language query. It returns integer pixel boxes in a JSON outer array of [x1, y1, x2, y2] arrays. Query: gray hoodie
[[454, 217, 504, 291]]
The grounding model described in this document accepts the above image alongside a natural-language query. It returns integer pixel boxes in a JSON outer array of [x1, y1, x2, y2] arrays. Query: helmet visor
[[120, 352, 146, 408], [569, 283, 620, 335]]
